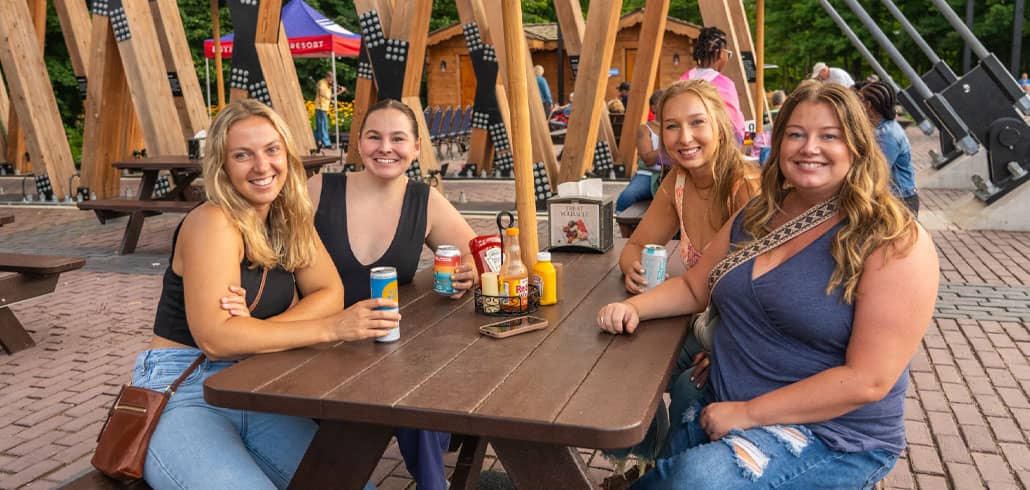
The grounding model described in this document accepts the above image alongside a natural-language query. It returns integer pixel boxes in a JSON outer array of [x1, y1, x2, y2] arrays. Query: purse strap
[[707, 196, 840, 291], [163, 267, 270, 395]]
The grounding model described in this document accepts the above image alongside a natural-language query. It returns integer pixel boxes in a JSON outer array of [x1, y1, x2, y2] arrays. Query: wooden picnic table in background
[[78, 155, 338, 254], [0, 214, 13, 227], [205, 240, 691, 489]]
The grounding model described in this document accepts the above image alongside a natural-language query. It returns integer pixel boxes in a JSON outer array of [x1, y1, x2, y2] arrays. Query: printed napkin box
[[547, 196, 613, 253]]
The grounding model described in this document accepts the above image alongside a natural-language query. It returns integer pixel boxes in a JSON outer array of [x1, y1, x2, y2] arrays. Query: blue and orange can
[[370, 266, 400, 342]]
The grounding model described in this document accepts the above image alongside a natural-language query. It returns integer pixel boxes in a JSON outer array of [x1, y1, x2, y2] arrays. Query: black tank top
[[152, 219, 297, 347], [314, 174, 429, 307]]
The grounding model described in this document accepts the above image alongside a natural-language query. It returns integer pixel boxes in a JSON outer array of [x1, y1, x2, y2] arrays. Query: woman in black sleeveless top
[[306, 99, 478, 490], [135, 100, 395, 490]]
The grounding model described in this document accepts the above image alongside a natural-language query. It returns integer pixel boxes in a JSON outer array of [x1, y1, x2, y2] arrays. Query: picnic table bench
[[0, 252, 85, 353], [0, 214, 13, 227], [615, 199, 650, 238], [78, 155, 337, 254]]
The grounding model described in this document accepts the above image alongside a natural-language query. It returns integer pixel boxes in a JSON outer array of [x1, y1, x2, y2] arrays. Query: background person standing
[[811, 62, 855, 88], [314, 71, 346, 150], [535, 65, 553, 117]]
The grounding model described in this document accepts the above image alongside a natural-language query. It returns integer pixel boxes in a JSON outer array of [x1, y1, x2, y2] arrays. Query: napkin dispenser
[[546, 179, 613, 253]]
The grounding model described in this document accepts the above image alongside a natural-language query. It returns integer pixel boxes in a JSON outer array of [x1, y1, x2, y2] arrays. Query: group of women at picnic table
[[125, 40, 938, 489]]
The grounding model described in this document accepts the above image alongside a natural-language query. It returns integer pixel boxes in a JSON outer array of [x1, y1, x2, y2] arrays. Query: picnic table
[[0, 214, 13, 227], [78, 155, 338, 254], [205, 239, 691, 489]]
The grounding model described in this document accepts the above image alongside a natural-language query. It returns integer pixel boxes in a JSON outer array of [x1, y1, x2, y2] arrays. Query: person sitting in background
[[681, 27, 745, 144], [608, 98, 626, 114], [811, 62, 856, 88], [861, 81, 919, 215], [768, 89, 787, 122], [1021, 72, 1030, 93], [615, 90, 665, 213], [599, 81, 938, 489], [618, 81, 631, 107]]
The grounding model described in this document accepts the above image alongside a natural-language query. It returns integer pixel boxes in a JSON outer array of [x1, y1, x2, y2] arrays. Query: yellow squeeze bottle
[[532, 251, 558, 305]]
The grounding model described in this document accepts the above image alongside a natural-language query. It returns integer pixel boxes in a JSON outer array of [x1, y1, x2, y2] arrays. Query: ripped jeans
[[633, 396, 898, 490]]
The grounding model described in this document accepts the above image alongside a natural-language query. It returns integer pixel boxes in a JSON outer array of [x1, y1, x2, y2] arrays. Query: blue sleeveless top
[[708, 214, 908, 454]]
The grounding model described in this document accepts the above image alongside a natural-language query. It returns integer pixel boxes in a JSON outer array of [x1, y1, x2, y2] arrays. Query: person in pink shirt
[[680, 27, 745, 145]]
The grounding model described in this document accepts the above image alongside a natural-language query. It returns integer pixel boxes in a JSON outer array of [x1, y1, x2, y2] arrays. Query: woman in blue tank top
[[597, 82, 939, 489], [136, 100, 396, 489]]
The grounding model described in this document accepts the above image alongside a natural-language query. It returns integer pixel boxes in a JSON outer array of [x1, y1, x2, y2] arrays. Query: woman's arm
[[700, 226, 939, 439], [620, 173, 680, 293], [425, 187, 479, 298], [265, 236, 344, 322], [636, 123, 660, 166], [181, 205, 395, 359]]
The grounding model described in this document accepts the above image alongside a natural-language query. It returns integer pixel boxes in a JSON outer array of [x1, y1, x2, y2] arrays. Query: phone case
[[479, 317, 548, 338]]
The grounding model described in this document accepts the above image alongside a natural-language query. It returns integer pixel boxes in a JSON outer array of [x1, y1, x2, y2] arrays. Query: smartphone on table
[[479, 316, 548, 338]]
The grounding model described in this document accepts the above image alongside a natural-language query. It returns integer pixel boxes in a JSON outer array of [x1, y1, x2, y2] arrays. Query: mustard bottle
[[532, 251, 558, 305]]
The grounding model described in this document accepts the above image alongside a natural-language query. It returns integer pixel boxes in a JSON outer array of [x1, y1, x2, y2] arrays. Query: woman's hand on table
[[219, 285, 250, 317], [623, 260, 648, 294], [331, 298, 401, 341], [700, 401, 757, 440], [597, 302, 640, 334], [449, 263, 476, 299]]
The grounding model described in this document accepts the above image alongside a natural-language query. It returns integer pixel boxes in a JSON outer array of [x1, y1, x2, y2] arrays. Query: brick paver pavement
[[2, 127, 1029, 488]]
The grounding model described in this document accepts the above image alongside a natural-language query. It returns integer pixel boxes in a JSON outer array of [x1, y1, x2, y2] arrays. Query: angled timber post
[[553, 0, 619, 157], [480, 0, 558, 189], [698, 0, 756, 122], [150, 0, 210, 138], [356, 0, 439, 178], [556, 0, 623, 184], [455, 0, 503, 177], [618, 0, 669, 175], [348, 0, 392, 169], [0, 0, 77, 196], [5, 0, 46, 175], [0, 69, 8, 159]]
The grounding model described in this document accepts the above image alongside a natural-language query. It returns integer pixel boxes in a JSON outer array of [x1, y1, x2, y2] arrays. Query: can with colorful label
[[433, 245, 462, 295], [641, 244, 667, 291], [370, 266, 400, 342]]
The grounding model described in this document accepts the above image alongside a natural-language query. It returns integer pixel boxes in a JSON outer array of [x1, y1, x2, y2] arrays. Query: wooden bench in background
[[0, 253, 85, 354], [78, 199, 201, 255], [57, 468, 150, 489], [615, 199, 650, 238]]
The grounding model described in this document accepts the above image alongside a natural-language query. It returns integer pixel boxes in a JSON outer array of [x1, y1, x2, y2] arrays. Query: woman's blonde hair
[[743, 81, 917, 303], [203, 99, 318, 271], [657, 79, 756, 228]]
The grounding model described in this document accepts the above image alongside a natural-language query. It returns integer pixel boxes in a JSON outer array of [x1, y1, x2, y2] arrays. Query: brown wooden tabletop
[[205, 240, 690, 489]]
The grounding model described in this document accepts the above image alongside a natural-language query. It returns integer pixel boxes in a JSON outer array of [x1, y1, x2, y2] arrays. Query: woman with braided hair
[[860, 81, 918, 214], [681, 26, 745, 144]]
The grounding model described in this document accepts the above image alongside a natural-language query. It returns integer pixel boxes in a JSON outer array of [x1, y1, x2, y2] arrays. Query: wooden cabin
[[425, 9, 701, 108]]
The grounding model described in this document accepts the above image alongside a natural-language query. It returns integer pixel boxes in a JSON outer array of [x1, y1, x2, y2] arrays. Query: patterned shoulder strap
[[707, 196, 840, 291]]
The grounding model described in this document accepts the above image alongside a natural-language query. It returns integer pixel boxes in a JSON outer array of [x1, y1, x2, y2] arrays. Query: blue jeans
[[396, 428, 450, 490], [616, 171, 655, 212], [314, 109, 331, 148], [134, 348, 375, 490], [634, 397, 898, 489]]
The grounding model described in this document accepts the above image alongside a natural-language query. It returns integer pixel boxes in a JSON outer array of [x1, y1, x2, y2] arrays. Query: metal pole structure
[[932, 0, 990, 60], [1012, 0, 1025, 75], [333, 55, 342, 158], [211, 0, 225, 108], [823, 0, 934, 135], [205, 57, 211, 114], [839, 0, 979, 155], [962, 0, 973, 73], [755, 0, 764, 134], [879, 0, 940, 64]]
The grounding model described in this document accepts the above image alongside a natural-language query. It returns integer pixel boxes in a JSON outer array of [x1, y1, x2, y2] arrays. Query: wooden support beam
[[618, 0, 669, 174], [149, 0, 210, 138], [253, 0, 317, 152], [55, 0, 92, 76], [455, 0, 498, 176], [698, 0, 756, 122], [109, 0, 187, 156], [348, 0, 391, 167], [557, 0, 623, 184], [80, 15, 138, 199], [480, 0, 557, 189], [0, 69, 8, 158], [391, 0, 438, 175], [553, 0, 618, 156], [0, 0, 77, 195], [500, 0, 539, 269], [5, 0, 46, 175]]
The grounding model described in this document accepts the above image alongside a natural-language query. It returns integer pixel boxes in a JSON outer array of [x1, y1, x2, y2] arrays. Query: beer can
[[370, 266, 400, 342], [433, 245, 462, 295], [641, 244, 667, 291]]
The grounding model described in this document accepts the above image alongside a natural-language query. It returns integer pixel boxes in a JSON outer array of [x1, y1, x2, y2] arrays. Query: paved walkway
[[1, 127, 1029, 489]]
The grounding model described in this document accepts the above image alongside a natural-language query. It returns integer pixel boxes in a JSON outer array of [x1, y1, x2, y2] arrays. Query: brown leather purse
[[92, 268, 269, 480]]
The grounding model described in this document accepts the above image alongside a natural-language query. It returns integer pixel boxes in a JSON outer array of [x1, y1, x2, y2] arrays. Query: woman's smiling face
[[778, 100, 853, 201], [358, 107, 420, 180], [661, 92, 718, 173]]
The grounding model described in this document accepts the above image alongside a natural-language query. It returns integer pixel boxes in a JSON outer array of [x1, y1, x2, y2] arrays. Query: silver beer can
[[641, 244, 667, 291]]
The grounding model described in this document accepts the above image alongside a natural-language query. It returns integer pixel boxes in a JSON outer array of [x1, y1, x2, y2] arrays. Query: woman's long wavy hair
[[203, 99, 317, 271], [657, 79, 755, 229], [742, 81, 917, 303]]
